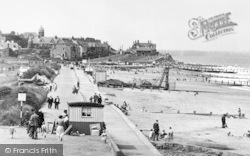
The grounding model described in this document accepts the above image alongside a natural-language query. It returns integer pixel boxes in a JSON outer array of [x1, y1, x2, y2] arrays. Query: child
[[9, 124, 16, 139], [160, 130, 167, 139], [41, 122, 47, 138], [148, 129, 153, 140], [101, 130, 107, 143]]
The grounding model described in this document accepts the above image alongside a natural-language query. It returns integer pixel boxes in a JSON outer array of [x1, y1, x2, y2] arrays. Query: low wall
[[106, 131, 123, 156], [111, 105, 162, 156]]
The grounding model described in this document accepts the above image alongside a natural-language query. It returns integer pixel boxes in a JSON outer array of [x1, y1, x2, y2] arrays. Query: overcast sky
[[0, 0, 249, 52]]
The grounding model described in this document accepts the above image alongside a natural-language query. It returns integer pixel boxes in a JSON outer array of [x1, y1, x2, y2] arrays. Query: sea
[[161, 51, 250, 86], [163, 51, 250, 69]]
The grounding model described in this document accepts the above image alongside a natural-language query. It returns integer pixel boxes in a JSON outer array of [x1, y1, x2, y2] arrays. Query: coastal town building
[[0, 35, 19, 57], [50, 38, 81, 60], [129, 40, 158, 56], [28, 26, 56, 49], [25, 26, 117, 60]]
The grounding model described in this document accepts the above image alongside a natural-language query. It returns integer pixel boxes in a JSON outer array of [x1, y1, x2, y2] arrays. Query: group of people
[[72, 81, 80, 94], [10, 109, 69, 141], [89, 93, 102, 104], [148, 120, 174, 141], [25, 109, 46, 139], [222, 108, 244, 128], [55, 110, 69, 141], [47, 96, 61, 109], [49, 82, 57, 92], [113, 101, 131, 115]]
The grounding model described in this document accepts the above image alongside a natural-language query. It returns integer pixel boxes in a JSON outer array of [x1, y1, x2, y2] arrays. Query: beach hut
[[94, 70, 107, 83], [67, 102, 105, 135]]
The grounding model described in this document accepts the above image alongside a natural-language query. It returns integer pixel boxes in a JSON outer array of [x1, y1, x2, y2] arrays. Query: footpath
[[74, 68, 162, 156]]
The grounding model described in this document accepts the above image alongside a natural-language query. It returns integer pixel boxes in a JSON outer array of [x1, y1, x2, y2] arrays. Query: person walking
[[89, 96, 93, 103], [153, 120, 160, 141], [75, 86, 79, 94], [49, 83, 53, 92], [37, 110, 44, 133], [238, 108, 241, 118], [77, 81, 80, 88], [94, 93, 98, 103], [54, 96, 60, 110], [101, 130, 107, 143], [63, 110, 69, 131], [56, 115, 65, 141], [222, 114, 227, 128], [53, 83, 57, 92], [29, 109, 39, 139], [41, 122, 47, 138], [98, 94, 102, 104], [72, 85, 76, 94], [9, 124, 16, 139], [47, 96, 53, 109], [148, 129, 153, 140]]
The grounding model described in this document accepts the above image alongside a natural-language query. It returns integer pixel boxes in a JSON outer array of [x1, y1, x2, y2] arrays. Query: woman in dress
[[56, 115, 65, 141]]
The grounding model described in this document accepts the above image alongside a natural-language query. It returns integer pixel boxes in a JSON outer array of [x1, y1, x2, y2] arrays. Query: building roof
[[95, 42, 107, 48], [135, 42, 156, 47], [39, 26, 44, 32], [32, 37, 55, 44], [136, 47, 152, 51], [41, 37, 54, 44], [58, 38, 76, 46], [68, 102, 104, 108], [28, 54, 43, 61]]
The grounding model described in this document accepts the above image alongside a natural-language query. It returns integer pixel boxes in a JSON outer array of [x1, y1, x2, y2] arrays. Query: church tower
[[39, 26, 44, 37]]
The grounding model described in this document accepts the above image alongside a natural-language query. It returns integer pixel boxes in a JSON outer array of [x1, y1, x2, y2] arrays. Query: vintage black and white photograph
[[0, 0, 249, 156]]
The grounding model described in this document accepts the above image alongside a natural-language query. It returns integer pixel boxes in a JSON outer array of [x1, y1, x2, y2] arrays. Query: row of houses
[[24, 26, 116, 60], [27, 36, 113, 60]]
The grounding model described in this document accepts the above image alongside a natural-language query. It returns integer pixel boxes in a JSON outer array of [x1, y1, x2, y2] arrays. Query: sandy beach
[[99, 67, 250, 155]]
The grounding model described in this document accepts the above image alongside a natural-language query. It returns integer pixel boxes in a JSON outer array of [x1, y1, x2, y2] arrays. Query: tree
[[10, 31, 15, 35]]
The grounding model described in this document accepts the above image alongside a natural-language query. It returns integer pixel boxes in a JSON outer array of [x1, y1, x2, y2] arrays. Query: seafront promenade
[[74, 67, 162, 156], [42, 66, 161, 155]]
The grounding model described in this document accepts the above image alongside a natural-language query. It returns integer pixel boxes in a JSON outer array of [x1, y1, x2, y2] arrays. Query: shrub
[[0, 86, 48, 125], [45, 66, 55, 75], [22, 67, 40, 79], [0, 86, 12, 98], [0, 106, 20, 125], [50, 63, 61, 71], [23, 65, 55, 80]]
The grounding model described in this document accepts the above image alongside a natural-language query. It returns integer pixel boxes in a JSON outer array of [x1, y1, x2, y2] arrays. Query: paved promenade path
[[40, 66, 161, 155], [41, 66, 83, 122], [74, 68, 162, 156]]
